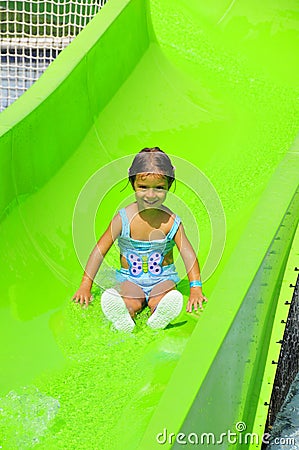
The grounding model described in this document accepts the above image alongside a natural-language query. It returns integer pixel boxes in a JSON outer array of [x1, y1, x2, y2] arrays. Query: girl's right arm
[[72, 213, 122, 306]]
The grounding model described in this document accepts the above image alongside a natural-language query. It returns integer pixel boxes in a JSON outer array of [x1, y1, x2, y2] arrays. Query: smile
[[144, 200, 158, 205]]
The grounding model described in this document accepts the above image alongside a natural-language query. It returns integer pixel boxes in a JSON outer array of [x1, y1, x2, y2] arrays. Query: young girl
[[73, 147, 207, 332]]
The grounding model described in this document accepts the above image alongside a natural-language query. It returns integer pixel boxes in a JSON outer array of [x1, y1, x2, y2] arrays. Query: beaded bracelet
[[190, 280, 202, 288]]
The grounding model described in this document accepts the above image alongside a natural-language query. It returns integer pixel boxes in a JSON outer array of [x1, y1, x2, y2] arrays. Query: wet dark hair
[[128, 147, 175, 190]]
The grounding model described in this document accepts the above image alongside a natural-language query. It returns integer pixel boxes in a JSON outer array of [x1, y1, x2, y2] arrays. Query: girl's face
[[134, 173, 168, 210]]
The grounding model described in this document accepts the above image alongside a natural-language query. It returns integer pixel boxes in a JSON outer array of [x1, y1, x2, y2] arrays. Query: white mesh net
[[0, 0, 107, 111]]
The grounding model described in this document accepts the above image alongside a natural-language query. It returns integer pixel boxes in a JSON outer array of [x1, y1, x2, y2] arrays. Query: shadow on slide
[[0, 0, 298, 448]]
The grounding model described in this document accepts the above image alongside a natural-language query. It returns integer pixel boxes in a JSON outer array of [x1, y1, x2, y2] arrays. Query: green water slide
[[1, 0, 299, 448]]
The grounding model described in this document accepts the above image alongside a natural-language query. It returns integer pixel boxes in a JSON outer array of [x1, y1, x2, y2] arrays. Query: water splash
[[0, 386, 60, 448]]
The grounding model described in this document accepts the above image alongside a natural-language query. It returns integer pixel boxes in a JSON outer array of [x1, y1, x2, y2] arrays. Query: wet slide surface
[[0, 0, 299, 448]]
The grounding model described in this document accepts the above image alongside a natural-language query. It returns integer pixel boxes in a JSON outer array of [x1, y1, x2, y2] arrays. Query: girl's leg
[[119, 281, 146, 317], [147, 281, 183, 329], [147, 280, 176, 314]]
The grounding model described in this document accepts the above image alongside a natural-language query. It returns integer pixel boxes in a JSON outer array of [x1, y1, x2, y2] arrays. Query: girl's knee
[[120, 281, 145, 301], [150, 280, 175, 299]]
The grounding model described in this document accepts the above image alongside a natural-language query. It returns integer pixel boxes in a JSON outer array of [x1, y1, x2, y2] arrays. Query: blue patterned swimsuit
[[116, 208, 181, 301]]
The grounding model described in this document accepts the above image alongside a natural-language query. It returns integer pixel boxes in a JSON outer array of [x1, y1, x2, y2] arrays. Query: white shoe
[[147, 290, 183, 329], [101, 288, 135, 333]]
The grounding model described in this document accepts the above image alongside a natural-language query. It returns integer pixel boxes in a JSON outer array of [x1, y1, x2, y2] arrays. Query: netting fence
[[263, 272, 299, 446], [0, 0, 107, 111]]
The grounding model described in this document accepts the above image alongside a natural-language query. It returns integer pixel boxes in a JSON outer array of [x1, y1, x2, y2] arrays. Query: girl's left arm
[[174, 223, 208, 312]]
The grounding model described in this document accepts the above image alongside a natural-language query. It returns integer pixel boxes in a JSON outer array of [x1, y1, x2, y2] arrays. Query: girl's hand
[[72, 286, 93, 307], [186, 287, 208, 313]]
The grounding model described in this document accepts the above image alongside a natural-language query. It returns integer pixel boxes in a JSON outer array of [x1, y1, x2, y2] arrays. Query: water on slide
[[0, 0, 299, 448]]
